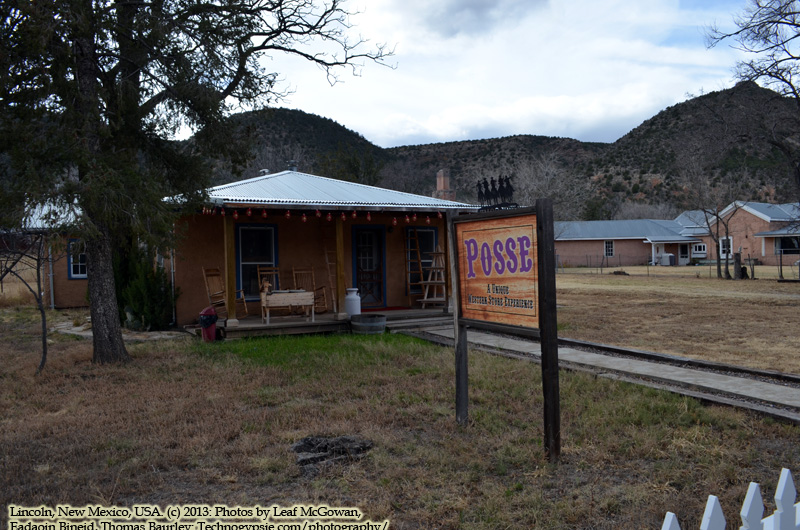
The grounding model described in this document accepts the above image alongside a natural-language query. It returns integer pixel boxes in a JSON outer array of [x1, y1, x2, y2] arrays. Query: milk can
[[344, 288, 361, 317]]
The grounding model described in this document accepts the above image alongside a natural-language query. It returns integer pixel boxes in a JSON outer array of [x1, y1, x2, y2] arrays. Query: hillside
[[210, 107, 386, 185], [591, 81, 797, 211], [211, 82, 799, 219]]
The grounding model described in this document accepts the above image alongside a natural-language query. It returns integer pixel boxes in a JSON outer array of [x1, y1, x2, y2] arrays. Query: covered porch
[[646, 236, 702, 266], [192, 307, 453, 339], [172, 169, 478, 331]]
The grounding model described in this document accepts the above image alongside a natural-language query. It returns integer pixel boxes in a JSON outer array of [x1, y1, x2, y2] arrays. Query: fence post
[[661, 512, 680, 530], [700, 495, 725, 530], [740, 482, 763, 530], [773, 468, 796, 530], [662, 468, 799, 530]]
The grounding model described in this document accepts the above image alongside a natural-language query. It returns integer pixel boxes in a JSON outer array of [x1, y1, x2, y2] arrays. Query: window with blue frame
[[68, 239, 87, 279], [238, 225, 277, 297]]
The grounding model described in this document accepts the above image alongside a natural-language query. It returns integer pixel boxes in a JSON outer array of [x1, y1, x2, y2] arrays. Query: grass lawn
[[1, 305, 799, 529]]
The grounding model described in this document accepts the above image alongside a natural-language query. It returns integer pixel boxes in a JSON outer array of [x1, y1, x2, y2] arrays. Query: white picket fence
[[662, 468, 800, 530]]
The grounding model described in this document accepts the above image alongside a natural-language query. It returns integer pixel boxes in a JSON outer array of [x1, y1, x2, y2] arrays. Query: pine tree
[[1, 0, 390, 363]]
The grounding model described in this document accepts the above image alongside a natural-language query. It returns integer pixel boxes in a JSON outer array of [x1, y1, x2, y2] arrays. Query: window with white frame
[[692, 243, 707, 257], [776, 237, 800, 255], [68, 239, 87, 279], [239, 226, 276, 297], [719, 236, 732, 259], [604, 240, 614, 258]]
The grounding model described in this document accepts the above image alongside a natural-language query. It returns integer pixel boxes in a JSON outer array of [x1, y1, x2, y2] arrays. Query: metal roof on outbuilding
[[207, 170, 478, 211], [555, 219, 697, 242]]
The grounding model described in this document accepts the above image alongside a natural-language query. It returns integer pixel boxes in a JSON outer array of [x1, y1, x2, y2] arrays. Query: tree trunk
[[71, 6, 129, 364], [86, 225, 130, 364]]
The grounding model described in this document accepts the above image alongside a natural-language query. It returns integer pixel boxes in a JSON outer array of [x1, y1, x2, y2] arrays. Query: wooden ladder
[[419, 245, 447, 309], [404, 228, 424, 306], [324, 248, 337, 313]]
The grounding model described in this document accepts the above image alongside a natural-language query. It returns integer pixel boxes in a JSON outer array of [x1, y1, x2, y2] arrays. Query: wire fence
[[555, 254, 796, 280], [556, 254, 659, 274]]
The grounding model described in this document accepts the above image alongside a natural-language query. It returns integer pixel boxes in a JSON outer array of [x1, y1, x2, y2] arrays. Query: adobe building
[[172, 169, 478, 327]]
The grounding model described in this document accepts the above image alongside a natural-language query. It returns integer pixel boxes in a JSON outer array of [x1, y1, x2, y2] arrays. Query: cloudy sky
[[266, 0, 750, 148]]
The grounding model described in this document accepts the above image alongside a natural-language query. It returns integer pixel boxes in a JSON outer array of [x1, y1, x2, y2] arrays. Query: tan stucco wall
[[555, 239, 653, 267], [172, 211, 448, 325], [173, 214, 226, 325], [47, 239, 89, 309]]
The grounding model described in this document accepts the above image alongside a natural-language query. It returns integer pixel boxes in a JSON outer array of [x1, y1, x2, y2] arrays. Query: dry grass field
[[1, 308, 799, 529], [1, 270, 799, 529], [557, 265, 800, 374], [0, 267, 36, 308]]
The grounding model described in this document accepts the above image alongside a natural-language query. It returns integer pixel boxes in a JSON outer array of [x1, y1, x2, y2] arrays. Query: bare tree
[[680, 161, 749, 278], [512, 152, 591, 221], [0, 231, 53, 373], [708, 0, 800, 198]]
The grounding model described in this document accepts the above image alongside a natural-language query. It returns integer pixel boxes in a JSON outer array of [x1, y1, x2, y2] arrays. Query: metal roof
[[754, 226, 800, 237], [645, 235, 702, 244], [555, 219, 695, 241], [673, 204, 800, 235], [15, 202, 79, 232], [739, 202, 800, 222], [674, 209, 711, 228], [207, 170, 478, 211]]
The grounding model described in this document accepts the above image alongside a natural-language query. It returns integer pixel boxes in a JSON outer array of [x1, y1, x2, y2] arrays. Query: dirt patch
[[557, 271, 800, 374]]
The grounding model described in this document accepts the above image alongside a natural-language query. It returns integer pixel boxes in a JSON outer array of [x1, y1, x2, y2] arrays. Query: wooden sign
[[455, 213, 539, 328], [448, 202, 560, 461]]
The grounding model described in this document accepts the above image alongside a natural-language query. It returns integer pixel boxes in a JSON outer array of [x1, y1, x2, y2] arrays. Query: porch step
[[386, 316, 452, 331], [221, 320, 348, 339]]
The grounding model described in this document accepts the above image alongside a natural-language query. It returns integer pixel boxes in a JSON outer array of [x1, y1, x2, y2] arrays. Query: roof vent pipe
[[287, 160, 298, 172]]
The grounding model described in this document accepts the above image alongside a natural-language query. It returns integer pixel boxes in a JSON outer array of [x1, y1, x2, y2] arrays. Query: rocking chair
[[292, 267, 328, 313], [202, 267, 248, 319]]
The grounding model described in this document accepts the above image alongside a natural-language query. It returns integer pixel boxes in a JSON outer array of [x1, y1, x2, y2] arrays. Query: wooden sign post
[[447, 200, 561, 461]]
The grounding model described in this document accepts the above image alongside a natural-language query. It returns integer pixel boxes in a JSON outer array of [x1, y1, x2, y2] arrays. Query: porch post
[[335, 216, 348, 319], [224, 214, 239, 327], [443, 212, 452, 313]]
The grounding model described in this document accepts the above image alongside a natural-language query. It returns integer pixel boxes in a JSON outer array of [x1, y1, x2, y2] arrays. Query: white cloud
[[267, 0, 750, 147]]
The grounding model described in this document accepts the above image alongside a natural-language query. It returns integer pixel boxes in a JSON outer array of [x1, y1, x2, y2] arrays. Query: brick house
[[36, 170, 479, 326], [693, 202, 800, 266], [554, 219, 701, 267]]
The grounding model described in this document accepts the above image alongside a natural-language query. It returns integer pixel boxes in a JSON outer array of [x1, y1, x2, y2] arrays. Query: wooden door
[[354, 227, 384, 307]]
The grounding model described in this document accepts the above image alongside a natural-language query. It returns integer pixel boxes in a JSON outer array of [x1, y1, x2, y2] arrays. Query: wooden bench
[[260, 290, 315, 324]]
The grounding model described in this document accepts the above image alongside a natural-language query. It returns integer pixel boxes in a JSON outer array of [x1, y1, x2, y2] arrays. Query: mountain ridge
[[211, 81, 798, 219]]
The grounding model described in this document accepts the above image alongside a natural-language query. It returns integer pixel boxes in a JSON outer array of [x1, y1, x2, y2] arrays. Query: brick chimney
[[433, 169, 456, 201]]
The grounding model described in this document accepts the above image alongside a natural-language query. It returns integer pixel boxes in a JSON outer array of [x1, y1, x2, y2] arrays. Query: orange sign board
[[455, 213, 538, 328]]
